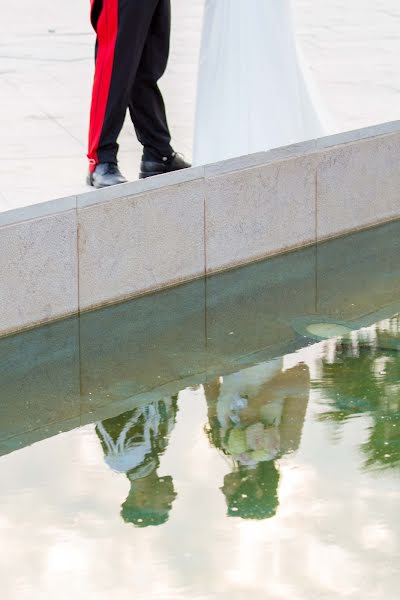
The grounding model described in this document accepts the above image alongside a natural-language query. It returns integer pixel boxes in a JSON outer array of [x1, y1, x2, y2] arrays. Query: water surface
[[0, 222, 400, 599]]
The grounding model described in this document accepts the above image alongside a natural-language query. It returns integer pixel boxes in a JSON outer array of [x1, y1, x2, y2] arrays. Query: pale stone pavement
[[1, 0, 400, 211]]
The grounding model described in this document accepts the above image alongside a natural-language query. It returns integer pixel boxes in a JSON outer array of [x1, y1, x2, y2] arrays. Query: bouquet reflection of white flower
[[216, 361, 285, 467], [224, 422, 280, 467]]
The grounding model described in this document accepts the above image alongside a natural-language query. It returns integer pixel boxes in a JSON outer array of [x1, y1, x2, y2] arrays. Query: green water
[[0, 221, 400, 599]]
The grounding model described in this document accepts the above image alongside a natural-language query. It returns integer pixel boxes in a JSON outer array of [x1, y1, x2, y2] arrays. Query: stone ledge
[[1, 120, 400, 335]]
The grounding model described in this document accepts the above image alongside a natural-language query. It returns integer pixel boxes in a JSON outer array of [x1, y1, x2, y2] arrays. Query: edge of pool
[[1, 119, 400, 337]]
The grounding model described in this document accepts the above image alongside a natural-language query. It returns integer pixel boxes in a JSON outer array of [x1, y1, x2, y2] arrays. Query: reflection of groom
[[96, 397, 178, 527]]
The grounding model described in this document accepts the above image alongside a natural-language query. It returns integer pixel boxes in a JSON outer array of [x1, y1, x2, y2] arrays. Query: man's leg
[[128, 0, 191, 179], [128, 0, 190, 178], [128, 0, 173, 162], [87, 0, 159, 172]]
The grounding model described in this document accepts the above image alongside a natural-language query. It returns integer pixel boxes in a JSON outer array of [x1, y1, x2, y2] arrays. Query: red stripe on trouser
[[87, 0, 119, 172]]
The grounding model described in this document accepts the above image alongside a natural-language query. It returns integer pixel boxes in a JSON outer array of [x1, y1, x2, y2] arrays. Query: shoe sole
[[86, 174, 126, 188], [140, 165, 191, 179], [139, 171, 165, 179]]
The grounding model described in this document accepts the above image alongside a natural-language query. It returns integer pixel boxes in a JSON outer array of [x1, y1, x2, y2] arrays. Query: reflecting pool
[[0, 221, 399, 599]]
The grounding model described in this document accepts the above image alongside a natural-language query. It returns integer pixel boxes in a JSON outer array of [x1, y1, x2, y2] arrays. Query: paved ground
[[1, 0, 400, 212]]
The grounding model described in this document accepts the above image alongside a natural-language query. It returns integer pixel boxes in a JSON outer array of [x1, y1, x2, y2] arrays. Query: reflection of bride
[[206, 359, 284, 467], [204, 358, 310, 519], [193, 0, 331, 165]]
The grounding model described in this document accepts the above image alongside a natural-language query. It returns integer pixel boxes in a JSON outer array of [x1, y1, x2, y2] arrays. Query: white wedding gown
[[193, 0, 331, 166]]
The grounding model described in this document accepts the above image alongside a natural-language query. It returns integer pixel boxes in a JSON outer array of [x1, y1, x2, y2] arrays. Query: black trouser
[[88, 0, 173, 171]]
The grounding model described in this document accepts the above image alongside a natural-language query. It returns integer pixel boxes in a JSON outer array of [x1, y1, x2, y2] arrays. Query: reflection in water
[[315, 316, 400, 471], [1, 318, 400, 599], [93, 315, 400, 532], [1, 220, 400, 598], [95, 358, 312, 524], [204, 359, 310, 519], [95, 397, 178, 527]]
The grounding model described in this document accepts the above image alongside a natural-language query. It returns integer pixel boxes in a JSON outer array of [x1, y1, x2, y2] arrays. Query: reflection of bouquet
[[224, 422, 280, 467]]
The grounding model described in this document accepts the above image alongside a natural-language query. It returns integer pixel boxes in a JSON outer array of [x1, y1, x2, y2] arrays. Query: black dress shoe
[[87, 163, 127, 188], [139, 152, 191, 179]]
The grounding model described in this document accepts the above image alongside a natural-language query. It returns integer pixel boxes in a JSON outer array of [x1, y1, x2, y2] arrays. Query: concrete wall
[[1, 120, 400, 336], [1, 219, 400, 457]]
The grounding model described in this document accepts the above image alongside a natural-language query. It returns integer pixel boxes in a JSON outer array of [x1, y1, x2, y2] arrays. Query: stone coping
[[1, 120, 400, 336]]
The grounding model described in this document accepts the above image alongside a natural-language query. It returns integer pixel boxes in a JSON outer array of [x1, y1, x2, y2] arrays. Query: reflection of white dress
[[193, 0, 331, 165], [216, 359, 284, 466]]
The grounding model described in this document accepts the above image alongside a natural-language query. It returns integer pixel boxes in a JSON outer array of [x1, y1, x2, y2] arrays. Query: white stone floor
[[1, 0, 400, 212]]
